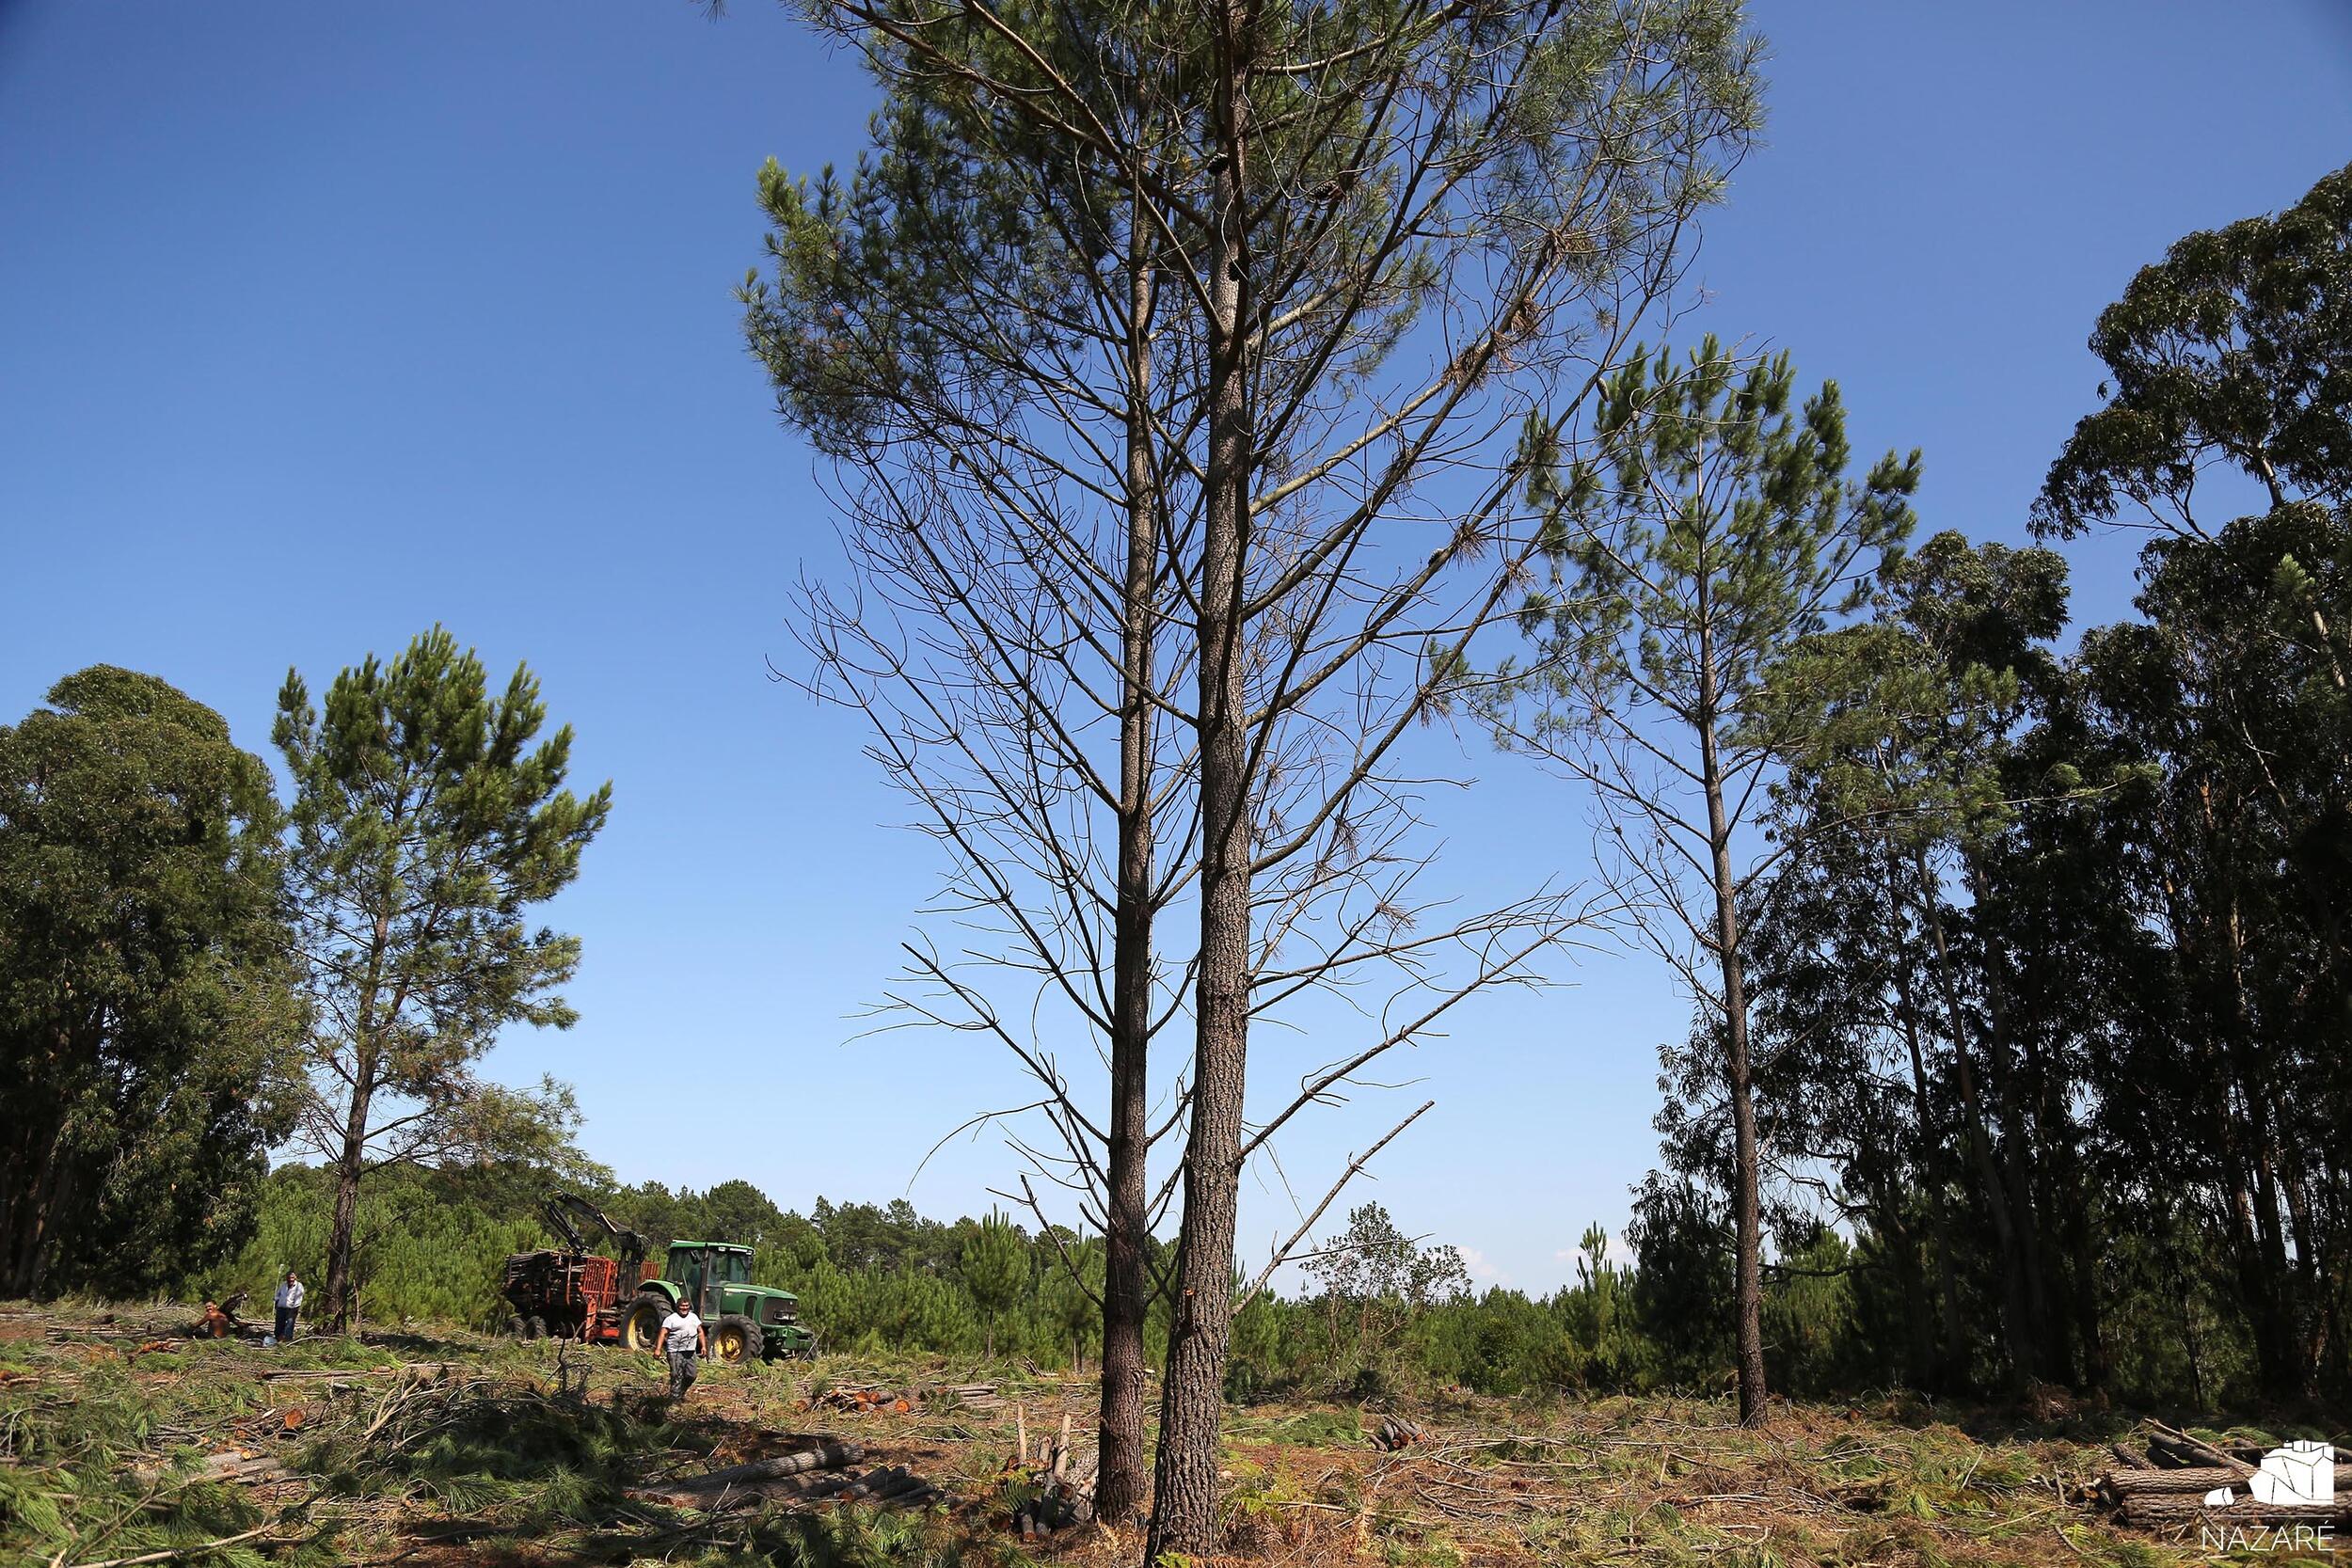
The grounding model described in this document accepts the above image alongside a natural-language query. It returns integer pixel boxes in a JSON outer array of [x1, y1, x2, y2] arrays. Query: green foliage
[[189, 1164, 1906, 1402], [958, 1212, 1028, 1353], [0, 667, 303, 1296], [2035, 161, 2352, 540], [1656, 160, 2352, 1411], [276, 626, 611, 1325], [1299, 1204, 1471, 1399], [214, 1164, 546, 1330], [1530, 336, 1920, 731], [0, 1350, 331, 1568]]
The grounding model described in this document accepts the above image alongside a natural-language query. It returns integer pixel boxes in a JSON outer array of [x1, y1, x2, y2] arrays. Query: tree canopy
[[0, 667, 301, 1296]]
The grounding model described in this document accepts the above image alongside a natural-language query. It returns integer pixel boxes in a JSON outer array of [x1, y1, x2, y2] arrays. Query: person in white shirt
[[659, 1298, 707, 1399], [274, 1272, 305, 1344]]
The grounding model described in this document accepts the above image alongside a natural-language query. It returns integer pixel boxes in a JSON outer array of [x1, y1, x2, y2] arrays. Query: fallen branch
[[65, 1518, 285, 1568]]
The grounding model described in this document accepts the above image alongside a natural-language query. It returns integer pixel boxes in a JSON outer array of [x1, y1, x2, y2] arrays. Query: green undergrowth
[[3, 1303, 2306, 1567], [0, 1311, 1000, 1567]]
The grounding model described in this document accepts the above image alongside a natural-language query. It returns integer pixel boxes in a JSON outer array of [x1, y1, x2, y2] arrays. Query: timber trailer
[[500, 1192, 652, 1343], [499, 1194, 816, 1363]]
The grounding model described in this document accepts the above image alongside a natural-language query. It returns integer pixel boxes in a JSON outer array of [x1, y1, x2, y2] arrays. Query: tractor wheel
[[624, 1294, 668, 1353], [504, 1313, 525, 1338], [523, 1315, 547, 1340], [710, 1316, 764, 1365]]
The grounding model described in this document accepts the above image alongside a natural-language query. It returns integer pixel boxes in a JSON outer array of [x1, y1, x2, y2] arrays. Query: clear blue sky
[[4, 1, 2347, 1293]]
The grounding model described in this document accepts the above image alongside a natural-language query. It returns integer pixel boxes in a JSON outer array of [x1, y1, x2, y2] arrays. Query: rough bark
[[1096, 206, 1157, 1529], [322, 1046, 373, 1334], [1146, 56, 1251, 1556]]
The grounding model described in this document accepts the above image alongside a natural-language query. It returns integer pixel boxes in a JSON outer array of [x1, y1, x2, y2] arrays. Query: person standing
[[274, 1271, 305, 1344], [659, 1295, 706, 1400]]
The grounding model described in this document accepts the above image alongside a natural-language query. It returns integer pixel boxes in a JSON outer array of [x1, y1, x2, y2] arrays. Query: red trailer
[[499, 1195, 653, 1342]]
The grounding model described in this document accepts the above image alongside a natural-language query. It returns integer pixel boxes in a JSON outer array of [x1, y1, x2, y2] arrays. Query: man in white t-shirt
[[274, 1272, 305, 1345], [659, 1298, 707, 1400]]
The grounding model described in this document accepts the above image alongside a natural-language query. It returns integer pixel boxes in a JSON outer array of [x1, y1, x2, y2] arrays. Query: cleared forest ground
[[0, 1299, 2324, 1566]]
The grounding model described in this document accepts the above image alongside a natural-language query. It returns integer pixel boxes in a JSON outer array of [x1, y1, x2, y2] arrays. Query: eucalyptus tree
[[2035, 161, 2350, 543], [1495, 341, 1916, 1422], [753, 1, 1758, 1547], [0, 668, 302, 1297], [276, 628, 610, 1332], [2074, 515, 2350, 1399], [2034, 159, 2352, 1400], [1734, 531, 2082, 1391]]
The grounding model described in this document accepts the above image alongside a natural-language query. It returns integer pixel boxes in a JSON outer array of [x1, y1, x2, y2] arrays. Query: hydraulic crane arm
[[542, 1192, 650, 1267]]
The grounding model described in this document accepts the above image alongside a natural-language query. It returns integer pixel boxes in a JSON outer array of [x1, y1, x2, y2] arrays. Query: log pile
[[934, 1382, 1003, 1412], [1005, 1406, 1096, 1541], [1372, 1415, 1427, 1451], [2095, 1423, 2348, 1532], [810, 1383, 915, 1415], [624, 1439, 939, 1512]]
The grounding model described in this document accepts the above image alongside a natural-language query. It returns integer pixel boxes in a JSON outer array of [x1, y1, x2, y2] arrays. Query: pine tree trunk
[[1146, 66, 1251, 1558], [1693, 624, 1766, 1429], [1096, 200, 1157, 1530], [1701, 767, 1767, 1426], [322, 1047, 375, 1334]]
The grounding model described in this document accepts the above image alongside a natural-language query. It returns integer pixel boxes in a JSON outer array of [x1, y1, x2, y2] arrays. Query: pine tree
[[1497, 340, 1916, 1423], [961, 1212, 1029, 1358], [276, 627, 611, 1331]]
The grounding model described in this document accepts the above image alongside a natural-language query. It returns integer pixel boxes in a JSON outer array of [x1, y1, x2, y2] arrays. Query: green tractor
[[622, 1240, 816, 1364]]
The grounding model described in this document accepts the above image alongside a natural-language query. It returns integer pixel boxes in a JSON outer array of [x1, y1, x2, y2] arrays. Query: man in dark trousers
[[274, 1270, 305, 1344], [659, 1294, 707, 1400]]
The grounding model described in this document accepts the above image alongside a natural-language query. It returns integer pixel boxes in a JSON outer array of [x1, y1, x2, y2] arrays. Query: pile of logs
[[811, 1384, 915, 1415], [625, 1440, 946, 1513], [2097, 1422, 2348, 1532], [935, 1382, 1003, 1412], [1006, 1406, 1097, 1541], [1372, 1415, 1427, 1451]]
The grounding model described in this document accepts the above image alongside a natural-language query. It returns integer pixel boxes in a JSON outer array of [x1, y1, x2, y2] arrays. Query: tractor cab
[[667, 1241, 753, 1314]]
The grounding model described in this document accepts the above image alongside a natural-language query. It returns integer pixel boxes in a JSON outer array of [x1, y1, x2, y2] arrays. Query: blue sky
[[4, 1, 2347, 1293]]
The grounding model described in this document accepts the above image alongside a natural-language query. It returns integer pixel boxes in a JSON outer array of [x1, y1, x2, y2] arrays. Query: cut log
[[133, 1449, 289, 1488], [645, 1441, 865, 1496], [2145, 1424, 2261, 1473], [2101, 1466, 2243, 1497], [2119, 1496, 2348, 1530]]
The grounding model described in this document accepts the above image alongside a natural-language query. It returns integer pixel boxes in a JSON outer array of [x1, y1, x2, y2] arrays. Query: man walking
[[274, 1271, 304, 1345], [659, 1294, 706, 1401]]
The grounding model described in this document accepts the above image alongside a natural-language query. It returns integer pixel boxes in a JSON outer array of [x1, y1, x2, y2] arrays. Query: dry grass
[[0, 1300, 2314, 1566]]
